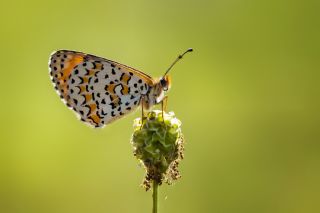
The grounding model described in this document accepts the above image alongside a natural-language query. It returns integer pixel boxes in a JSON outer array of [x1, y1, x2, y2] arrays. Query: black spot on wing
[[78, 77, 85, 84], [84, 105, 91, 116], [102, 109, 108, 116], [81, 95, 86, 105], [110, 103, 117, 109], [120, 73, 125, 80], [88, 77, 93, 84], [92, 111, 103, 123], [85, 68, 90, 75], [73, 99, 78, 105]]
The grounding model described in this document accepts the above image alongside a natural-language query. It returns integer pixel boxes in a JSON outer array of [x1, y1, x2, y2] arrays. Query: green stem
[[152, 180, 158, 213]]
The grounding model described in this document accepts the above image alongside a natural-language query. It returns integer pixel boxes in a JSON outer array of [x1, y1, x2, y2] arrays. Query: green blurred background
[[1, 0, 319, 212]]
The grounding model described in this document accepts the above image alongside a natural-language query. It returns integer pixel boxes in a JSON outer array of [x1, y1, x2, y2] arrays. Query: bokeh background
[[1, 0, 319, 212]]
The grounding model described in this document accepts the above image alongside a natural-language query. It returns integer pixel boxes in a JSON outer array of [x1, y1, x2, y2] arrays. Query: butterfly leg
[[140, 95, 146, 128], [161, 96, 168, 122]]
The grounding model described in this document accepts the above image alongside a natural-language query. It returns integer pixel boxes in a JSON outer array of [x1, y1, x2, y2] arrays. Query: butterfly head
[[160, 75, 171, 92], [155, 75, 171, 103], [150, 76, 171, 104]]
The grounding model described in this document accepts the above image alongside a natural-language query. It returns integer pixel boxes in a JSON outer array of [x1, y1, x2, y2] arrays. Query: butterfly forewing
[[49, 50, 153, 127]]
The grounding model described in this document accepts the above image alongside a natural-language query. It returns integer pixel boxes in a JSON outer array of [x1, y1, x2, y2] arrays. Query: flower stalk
[[153, 180, 158, 213]]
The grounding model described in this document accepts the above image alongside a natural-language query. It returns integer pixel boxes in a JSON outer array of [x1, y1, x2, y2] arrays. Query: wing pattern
[[49, 50, 153, 127]]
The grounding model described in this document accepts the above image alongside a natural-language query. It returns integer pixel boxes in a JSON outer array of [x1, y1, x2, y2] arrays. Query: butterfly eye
[[160, 78, 168, 91]]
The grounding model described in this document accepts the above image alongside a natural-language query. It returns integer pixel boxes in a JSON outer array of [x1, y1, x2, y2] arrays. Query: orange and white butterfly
[[48, 49, 192, 128]]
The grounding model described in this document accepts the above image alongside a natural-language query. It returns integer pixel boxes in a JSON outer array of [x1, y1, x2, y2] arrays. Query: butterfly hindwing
[[49, 50, 152, 127]]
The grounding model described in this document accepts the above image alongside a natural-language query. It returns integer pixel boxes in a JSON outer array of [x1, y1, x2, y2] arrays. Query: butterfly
[[48, 49, 192, 128]]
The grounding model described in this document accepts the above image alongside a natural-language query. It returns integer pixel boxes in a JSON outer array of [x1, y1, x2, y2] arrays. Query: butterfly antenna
[[163, 48, 193, 77]]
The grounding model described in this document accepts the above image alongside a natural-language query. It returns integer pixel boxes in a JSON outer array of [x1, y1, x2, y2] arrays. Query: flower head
[[131, 110, 185, 190]]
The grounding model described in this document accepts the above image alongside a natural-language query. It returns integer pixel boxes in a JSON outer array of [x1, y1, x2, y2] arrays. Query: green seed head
[[131, 110, 185, 190]]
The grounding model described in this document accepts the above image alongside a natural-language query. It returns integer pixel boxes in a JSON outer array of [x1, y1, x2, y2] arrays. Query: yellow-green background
[[1, 0, 319, 212]]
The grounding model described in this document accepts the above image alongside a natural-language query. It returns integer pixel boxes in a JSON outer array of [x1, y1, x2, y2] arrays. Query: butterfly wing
[[49, 50, 154, 128]]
